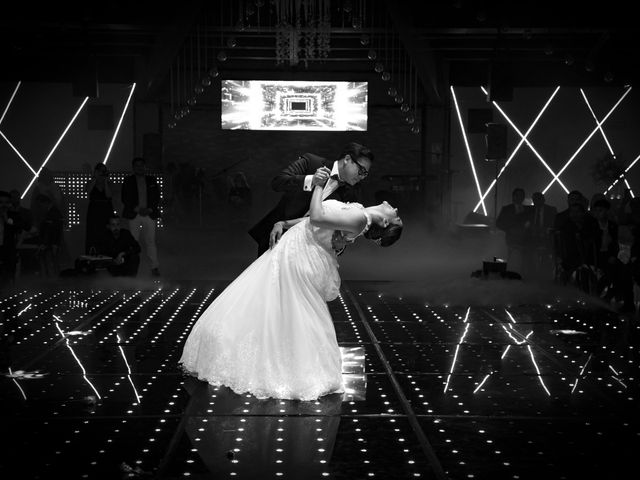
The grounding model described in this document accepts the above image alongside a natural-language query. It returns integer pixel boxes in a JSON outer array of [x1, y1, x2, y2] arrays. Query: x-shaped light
[[542, 86, 633, 194], [473, 86, 566, 213], [0, 82, 37, 176], [20, 97, 89, 198]]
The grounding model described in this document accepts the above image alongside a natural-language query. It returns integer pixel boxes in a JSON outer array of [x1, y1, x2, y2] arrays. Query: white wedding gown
[[179, 200, 371, 401]]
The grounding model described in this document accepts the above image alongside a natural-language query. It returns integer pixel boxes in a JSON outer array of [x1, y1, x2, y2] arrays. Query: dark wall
[[162, 104, 423, 226]]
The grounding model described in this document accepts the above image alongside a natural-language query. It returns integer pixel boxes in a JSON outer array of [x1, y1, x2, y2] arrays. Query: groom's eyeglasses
[[353, 159, 369, 178]]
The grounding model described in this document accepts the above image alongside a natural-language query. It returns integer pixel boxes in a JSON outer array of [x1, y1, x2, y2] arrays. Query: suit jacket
[[121, 174, 160, 220], [98, 228, 141, 259], [496, 204, 533, 247], [248, 153, 359, 248]]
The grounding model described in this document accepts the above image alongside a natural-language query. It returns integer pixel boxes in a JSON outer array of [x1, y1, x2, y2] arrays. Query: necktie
[[330, 174, 346, 187]]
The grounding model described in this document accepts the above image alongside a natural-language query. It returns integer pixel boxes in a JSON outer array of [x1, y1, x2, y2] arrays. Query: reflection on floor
[[0, 280, 638, 479]]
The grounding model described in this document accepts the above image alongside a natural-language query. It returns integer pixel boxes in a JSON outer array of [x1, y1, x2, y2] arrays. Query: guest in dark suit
[[0, 191, 21, 289], [496, 188, 532, 276], [98, 216, 141, 277], [35, 194, 63, 278], [121, 157, 161, 276], [528, 191, 558, 280], [84, 162, 114, 254], [553, 190, 587, 231], [556, 202, 599, 292], [248, 142, 374, 256]]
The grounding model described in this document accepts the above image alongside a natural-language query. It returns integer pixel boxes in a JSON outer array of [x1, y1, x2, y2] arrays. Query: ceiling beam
[[384, 0, 443, 106]]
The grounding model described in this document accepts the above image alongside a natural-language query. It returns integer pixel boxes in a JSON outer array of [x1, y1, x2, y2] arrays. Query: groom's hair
[[340, 142, 374, 163]]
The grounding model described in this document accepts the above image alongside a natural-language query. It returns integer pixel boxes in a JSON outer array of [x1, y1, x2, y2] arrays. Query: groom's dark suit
[[249, 153, 359, 255]]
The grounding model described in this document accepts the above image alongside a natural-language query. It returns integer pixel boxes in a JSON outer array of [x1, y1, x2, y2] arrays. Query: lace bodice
[[309, 199, 371, 252]]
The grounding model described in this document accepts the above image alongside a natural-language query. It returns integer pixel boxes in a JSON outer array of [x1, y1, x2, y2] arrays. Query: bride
[[179, 179, 402, 401]]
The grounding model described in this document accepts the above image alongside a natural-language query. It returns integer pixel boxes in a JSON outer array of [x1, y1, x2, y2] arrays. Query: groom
[[249, 142, 374, 256]]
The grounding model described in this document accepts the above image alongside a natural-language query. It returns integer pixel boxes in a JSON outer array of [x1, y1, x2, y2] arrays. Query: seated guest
[[0, 191, 21, 288], [98, 216, 140, 277], [592, 199, 632, 309], [36, 194, 63, 277]]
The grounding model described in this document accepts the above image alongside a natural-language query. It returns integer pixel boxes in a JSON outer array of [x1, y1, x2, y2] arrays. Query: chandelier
[[274, 0, 331, 66]]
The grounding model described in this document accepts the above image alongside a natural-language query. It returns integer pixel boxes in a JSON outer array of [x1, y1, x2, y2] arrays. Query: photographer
[[84, 162, 114, 254]]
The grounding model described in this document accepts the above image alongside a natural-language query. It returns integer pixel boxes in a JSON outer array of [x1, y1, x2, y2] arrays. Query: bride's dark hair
[[364, 223, 402, 247]]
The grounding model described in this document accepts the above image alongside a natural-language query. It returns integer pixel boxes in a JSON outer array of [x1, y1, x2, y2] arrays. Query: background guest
[[84, 162, 114, 254], [121, 157, 161, 276]]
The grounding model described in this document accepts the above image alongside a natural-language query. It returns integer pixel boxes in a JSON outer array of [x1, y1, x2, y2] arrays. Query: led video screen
[[221, 80, 368, 131]]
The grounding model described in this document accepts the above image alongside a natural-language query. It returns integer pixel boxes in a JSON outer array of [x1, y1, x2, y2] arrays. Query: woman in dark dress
[[84, 163, 114, 254]]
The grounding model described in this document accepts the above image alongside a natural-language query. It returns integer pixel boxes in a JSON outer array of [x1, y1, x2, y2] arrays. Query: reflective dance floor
[[1, 280, 638, 479]]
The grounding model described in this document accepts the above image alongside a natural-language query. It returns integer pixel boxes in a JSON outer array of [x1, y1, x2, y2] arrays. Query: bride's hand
[[269, 221, 285, 249], [312, 167, 331, 187]]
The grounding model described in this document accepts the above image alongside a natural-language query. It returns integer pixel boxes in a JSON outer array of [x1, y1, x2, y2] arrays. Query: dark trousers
[[107, 254, 140, 277]]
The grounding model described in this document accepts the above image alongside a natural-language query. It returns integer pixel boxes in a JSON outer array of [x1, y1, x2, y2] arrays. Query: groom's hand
[[312, 167, 331, 187], [269, 222, 285, 249]]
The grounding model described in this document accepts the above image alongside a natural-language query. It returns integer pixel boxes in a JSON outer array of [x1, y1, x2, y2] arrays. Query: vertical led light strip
[[21, 96, 90, 199], [473, 86, 565, 212], [542, 86, 632, 194], [582, 88, 636, 198], [103, 83, 136, 165], [451, 86, 488, 215]]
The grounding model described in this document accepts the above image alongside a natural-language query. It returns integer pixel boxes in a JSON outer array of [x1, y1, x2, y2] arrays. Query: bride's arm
[[309, 185, 366, 234], [276, 217, 305, 229]]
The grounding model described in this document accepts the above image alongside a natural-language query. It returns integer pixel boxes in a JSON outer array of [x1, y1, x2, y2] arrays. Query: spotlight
[[217, 51, 228, 62], [374, 62, 384, 73], [360, 34, 370, 46], [208, 66, 220, 78], [387, 86, 397, 97], [585, 60, 595, 72], [564, 53, 575, 66], [544, 44, 554, 56], [381, 71, 391, 81], [411, 125, 421, 134], [604, 71, 614, 83], [202, 76, 212, 87], [400, 103, 410, 113], [367, 49, 377, 60], [227, 37, 237, 48], [194, 85, 204, 94]]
